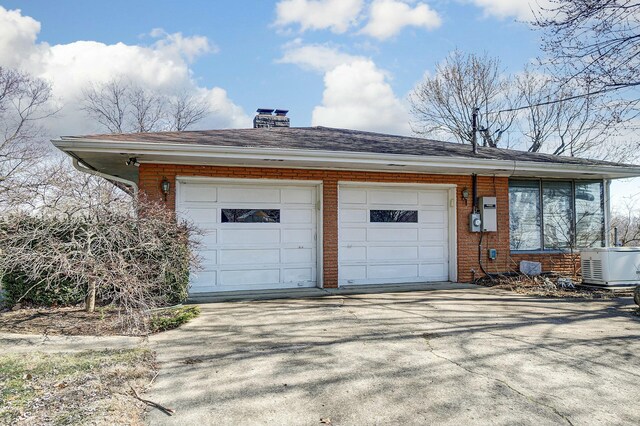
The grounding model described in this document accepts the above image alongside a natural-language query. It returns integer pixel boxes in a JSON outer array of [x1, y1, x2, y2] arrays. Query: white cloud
[[360, 0, 441, 40], [277, 40, 364, 73], [274, 0, 364, 33], [312, 59, 411, 135], [467, 0, 551, 21], [149, 28, 218, 62], [0, 6, 251, 136]]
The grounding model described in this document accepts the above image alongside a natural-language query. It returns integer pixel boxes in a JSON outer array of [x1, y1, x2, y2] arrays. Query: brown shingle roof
[[64, 126, 637, 169]]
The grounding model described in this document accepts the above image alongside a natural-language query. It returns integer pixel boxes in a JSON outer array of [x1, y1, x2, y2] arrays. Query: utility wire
[[491, 82, 640, 114]]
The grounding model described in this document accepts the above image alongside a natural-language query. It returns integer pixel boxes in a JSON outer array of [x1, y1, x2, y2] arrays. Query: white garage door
[[177, 180, 319, 293], [339, 184, 451, 285]]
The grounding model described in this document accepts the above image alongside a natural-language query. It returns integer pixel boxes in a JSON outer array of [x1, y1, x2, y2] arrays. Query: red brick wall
[[138, 164, 526, 286]]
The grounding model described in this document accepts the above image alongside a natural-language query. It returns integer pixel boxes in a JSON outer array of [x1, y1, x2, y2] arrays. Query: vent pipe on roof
[[253, 108, 290, 128]]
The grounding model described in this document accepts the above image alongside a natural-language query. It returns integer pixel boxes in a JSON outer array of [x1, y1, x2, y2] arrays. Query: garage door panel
[[220, 248, 280, 265], [282, 209, 313, 224], [369, 190, 418, 205], [368, 228, 418, 242], [190, 270, 217, 291], [339, 188, 367, 204], [282, 228, 314, 243], [339, 185, 451, 285], [341, 228, 366, 242], [419, 246, 446, 260], [419, 228, 446, 241], [419, 191, 447, 206], [339, 246, 366, 261], [368, 246, 419, 260], [179, 182, 318, 293], [283, 268, 314, 283], [283, 248, 314, 263], [368, 264, 419, 279], [218, 186, 281, 203], [282, 188, 314, 204], [341, 265, 367, 280], [220, 269, 281, 286], [420, 210, 446, 224], [339, 208, 367, 223], [199, 249, 218, 266], [419, 263, 448, 279], [220, 228, 280, 244], [193, 230, 217, 246], [181, 207, 217, 224], [182, 184, 217, 202]]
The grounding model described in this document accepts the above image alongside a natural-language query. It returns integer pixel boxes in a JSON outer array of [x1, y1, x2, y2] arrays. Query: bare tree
[[168, 93, 210, 131], [409, 51, 516, 147], [81, 79, 211, 133], [515, 70, 624, 157], [0, 67, 56, 208], [533, 1, 640, 96], [611, 199, 640, 246]]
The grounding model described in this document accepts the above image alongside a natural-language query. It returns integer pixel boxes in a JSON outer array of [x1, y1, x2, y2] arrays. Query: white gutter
[[54, 138, 640, 179], [72, 158, 139, 197]]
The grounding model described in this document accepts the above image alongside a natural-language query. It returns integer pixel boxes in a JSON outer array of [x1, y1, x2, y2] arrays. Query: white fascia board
[[51, 138, 640, 179]]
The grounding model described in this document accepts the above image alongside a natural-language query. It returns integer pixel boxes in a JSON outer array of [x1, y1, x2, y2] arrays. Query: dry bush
[[0, 199, 200, 333]]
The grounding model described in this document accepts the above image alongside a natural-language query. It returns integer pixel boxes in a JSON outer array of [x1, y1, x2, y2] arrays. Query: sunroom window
[[509, 180, 604, 252]]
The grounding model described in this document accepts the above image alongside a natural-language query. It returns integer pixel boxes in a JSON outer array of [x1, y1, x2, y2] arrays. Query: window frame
[[509, 179, 605, 253]]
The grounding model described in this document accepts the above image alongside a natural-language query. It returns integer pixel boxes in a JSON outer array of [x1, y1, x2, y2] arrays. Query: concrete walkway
[[147, 286, 640, 425]]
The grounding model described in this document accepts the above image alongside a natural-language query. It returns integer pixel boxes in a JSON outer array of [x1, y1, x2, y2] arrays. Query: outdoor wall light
[[161, 177, 170, 201], [461, 187, 470, 205]]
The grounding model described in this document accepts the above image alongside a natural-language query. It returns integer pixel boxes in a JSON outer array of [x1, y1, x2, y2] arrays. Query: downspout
[[72, 157, 139, 198]]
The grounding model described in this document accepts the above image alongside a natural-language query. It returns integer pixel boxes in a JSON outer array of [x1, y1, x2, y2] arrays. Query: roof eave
[[51, 138, 640, 180]]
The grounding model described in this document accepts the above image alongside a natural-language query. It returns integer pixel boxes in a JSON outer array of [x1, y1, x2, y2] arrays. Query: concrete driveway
[[147, 285, 640, 425]]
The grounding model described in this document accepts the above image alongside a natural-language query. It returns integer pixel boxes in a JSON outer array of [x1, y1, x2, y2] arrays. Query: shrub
[[149, 305, 200, 332], [0, 200, 199, 331], [1, 272, 83, 307]]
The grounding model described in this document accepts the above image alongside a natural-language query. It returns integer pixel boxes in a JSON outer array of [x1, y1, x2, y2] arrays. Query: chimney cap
[[274, 109, 289, 116], [256, 108, 274, 115]]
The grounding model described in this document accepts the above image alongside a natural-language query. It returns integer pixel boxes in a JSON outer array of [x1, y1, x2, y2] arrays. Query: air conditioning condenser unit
[[581, 247, 640, 287]]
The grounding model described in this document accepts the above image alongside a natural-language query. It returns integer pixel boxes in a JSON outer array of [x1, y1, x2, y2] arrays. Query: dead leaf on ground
[[320, 418, 332, 424]]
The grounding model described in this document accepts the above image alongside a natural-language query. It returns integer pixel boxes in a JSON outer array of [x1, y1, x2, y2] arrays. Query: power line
[[493, 82, 640, 114]]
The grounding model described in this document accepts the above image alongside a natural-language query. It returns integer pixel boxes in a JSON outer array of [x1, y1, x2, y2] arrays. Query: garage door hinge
[[316, 201, 321, 210]]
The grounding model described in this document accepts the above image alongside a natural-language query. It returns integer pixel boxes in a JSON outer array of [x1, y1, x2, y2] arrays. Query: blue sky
[[0, 0, 542, 130], [0, 0, 637, 205]]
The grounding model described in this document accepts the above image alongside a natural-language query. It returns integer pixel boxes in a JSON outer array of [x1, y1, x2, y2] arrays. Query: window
[[542, 181, 573, 250], [221, 209, 280, 223], [509, 181, 541, 250], [575, 181, 604, 247], [509, 180, 604, 251], [370, 210, 418, 223]]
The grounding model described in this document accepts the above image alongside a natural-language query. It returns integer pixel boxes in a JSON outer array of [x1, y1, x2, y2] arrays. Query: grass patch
[[0, 349, 155, 425], [150, 305, 200, 333]]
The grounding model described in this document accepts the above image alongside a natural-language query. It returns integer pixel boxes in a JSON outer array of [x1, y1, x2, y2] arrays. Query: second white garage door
[[177, 180, 319, 293], [338, 184, 453, 285]]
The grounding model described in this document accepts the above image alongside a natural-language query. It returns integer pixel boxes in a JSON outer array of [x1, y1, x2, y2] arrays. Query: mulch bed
[[476, 273, 634, 299], [0, 306, 129, 336]]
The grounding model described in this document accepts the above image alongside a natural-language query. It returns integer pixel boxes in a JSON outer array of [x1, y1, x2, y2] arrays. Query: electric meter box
[[479, 196, 497, 232]]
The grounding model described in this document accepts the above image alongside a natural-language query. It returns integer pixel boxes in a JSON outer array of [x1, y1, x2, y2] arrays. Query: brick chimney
[[253, 108, 290, 128]]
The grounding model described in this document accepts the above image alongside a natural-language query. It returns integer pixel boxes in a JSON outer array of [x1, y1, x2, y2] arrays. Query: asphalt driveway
[[147, 285, 640, 425]]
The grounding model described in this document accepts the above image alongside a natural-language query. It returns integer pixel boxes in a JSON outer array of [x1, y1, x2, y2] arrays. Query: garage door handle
[[298, 245, 304, 249]]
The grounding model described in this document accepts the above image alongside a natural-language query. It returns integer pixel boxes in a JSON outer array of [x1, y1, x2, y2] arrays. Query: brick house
[[53, 111, 640, 294]]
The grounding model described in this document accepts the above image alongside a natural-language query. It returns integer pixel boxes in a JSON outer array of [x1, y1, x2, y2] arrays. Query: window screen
[[221, 209, 280, 223], [509, 180, 542, 251], [575, 181, 604, 247], [370, 210, 418, 223], [542, 181, 573, 250]]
